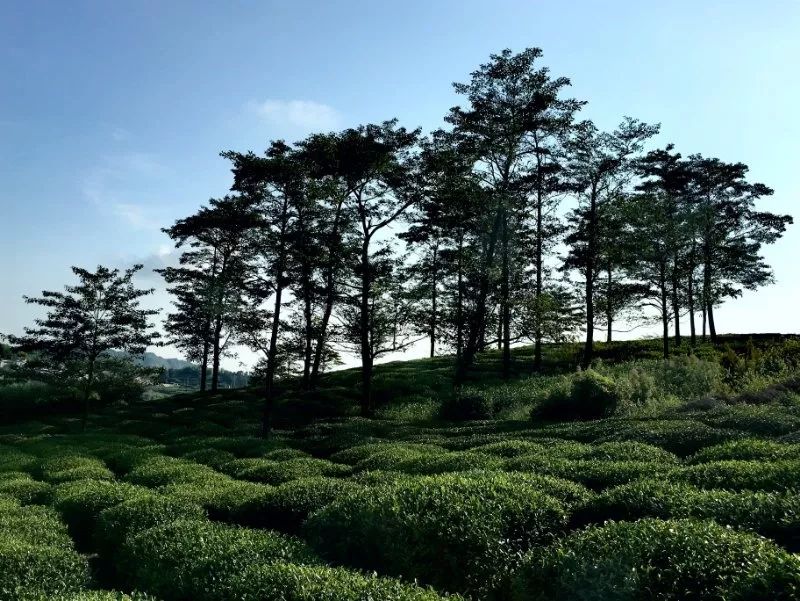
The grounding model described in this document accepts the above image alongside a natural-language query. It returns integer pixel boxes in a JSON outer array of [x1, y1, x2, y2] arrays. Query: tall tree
[[686, 155, 792, 343], [11, 265, 159, 427], [448, 47, 583, 380], [564, 118, 658, 366]]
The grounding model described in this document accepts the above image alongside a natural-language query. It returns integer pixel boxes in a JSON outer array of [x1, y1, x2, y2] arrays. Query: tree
[[159, 195, 253, 391], [448, 47, 584, 380], [564, 118, 658, 366], [10, 265, 159, 427], [686, 155, 792, 343], [319, 121, 420, 415]]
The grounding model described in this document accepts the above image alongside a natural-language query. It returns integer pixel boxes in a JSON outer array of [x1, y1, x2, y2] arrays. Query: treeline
[[156, 48, 791, 434]]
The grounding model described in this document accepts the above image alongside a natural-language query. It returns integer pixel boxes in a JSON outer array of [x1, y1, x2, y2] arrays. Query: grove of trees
[[10, 48, 793, 436]]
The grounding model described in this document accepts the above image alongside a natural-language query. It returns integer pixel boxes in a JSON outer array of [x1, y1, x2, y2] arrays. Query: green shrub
[[305, 471, 568, 598], [471, 439, 548, 458], [232, 477, 362, 532], [52, 592, 159, 600], [95, 495, 207, 556], [103, 446, 165, 474], [227, 457, 351, 484], [0, 448, 36, 472], [690, 438, 800, 463], [505, 455, 671, 490], [38, 455, 113, 481], [181, 448, 237, 470], [700, 405, 800, 437], [0, 535, 89, 600], [576, 479, 800, 550], [597, 419, 742, 456], [511, 518, 800, 600], [52, 479, 151, 548], [0, 502, 74, 549], [440, 394, 495, 421], [396, 451, 503, 475], [666, 460, 800, 492], [533, 370, 621, 421], [118, 519, 319, 600], [158, 479, 273, 523], [228, 562, 459, 601], [330, 442, 445, 466], [0, 476, 52, 504], [126, 456, 230, 488], [261, 448, 311, 461], [579, 441, 679, 463]]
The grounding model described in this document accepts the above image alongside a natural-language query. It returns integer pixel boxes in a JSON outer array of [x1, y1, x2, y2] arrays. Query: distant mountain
[[106, 351, 250, 389], [138, 352, 196, 370]]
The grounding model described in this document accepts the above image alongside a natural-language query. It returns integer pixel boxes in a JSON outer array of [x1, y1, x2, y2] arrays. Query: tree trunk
[[606, 267, 613, 343], [359, 236, 373, 416], [262, 277, 284, 438], [430, 245, 438, 358], [702, 303, 707, 341], [688, 271, 696, 347], [456, 205, 503, 384], [302, 292, 313, 389], [533, 189, 544, 371], [211, 316, 222, 392], [501, 209, 511, 379], [671, 262, 681, 348], [660, 265, 670, 360], [81, 358, 95, 431], [707, 302, 717, 344], [455, 233, 465, 361], [583, 184, 598, 369], [310, 198, 344, 388], [199, 335, 210, 392]]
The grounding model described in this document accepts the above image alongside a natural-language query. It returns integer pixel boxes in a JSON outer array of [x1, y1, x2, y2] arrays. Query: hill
[[0, 334, 799, 599]]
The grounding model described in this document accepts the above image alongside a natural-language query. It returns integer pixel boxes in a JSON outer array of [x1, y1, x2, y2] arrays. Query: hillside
[[0, 335, 799, 599]]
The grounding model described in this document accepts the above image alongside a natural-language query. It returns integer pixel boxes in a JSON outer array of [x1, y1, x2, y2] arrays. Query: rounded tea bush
[[52, 592, 159, 600], [228, 457, 351, 484], [576, 479, 800, 549], [38, 455, 114, 483], [0, 503, 74, 549], [511, 518, 800, 600], [505, 455, 673, 490], [304, 471, 568, 597], [0, 476, 52, 504], [158, 479, 273, 523], [0, 535, 89, 600], [666, 460, 800, 492], [233, 476, 362, 532], [52, 479, 151, 548], [125, 456, 230, 488], [118, 519, 319, 600], [689, 438, 800, 464], [95, 494, 207, 555], [228, 562, 459, 601]]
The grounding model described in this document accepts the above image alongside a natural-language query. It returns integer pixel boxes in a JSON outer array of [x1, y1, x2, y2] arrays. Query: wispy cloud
[[81, 153, 169, 230], [110, 126, 132, 142], [248, 99, 342, 132]]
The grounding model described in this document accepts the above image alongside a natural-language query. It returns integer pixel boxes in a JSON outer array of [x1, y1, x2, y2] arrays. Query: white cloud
[[249, 99, 342, 132], [81, 153, 169, 230]]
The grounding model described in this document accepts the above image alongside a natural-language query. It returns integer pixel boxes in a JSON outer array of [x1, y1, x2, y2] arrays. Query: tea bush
[[225, 457, 350, 484], [505, 455, 672, 490], [0, 475, 52, 504], [158, 479, 272, 523], [0, 536, 90, 600], [125, 456, 230, 488], [576, 479, 800, 549], [305, 471, 568, 598], [666, 460, 800, 492], [330, 442, 446, 465], [689, 438, 800, 463], [228, 562, 460, 601], [38, 455, 115, 483], [118, 519, 319, 600], [511, 518, 800, 600]]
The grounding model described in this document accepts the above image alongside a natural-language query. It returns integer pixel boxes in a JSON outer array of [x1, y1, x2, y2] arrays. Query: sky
[[1, 1, 798, 370]]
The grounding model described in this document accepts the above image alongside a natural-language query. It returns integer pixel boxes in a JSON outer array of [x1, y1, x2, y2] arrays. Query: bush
[[125, 456, 230, 488], [690, 438, 800, 463], [395, 451, 503, 475], [117, 519, 319, 600], [0, 536, 90, 600], [700, 405, 800, 437], [0, 502, 74, 549], [0, 476, 52, 504], [103, 446, 165, 475], [440, 394, 495, 421], [0, 448, 36, 472], [576, 479, 800, 549], [52, 592, 159, 601], [95, 495, 207, 556], [181, 448, 237, 470], [305, 471, 568, 598], [505, 455, 672, 490], [158, 479, 273, 523], [225, 457, 350, 484], [533, 370, 621, 421], [666, 460, 800, 492], [331, 442, 445, 466], [597, 418, 742, 456], [511, 518, 800, 600], [38, 455, 115, 483], [471, 440, 548, 458], [52, 479, 151, 548], [228, 562, 459, 601], [233, 477, 362, 532], [261, 448, 311, 461]]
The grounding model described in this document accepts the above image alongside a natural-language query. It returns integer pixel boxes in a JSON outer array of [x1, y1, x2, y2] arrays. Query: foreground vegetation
[[0, 336, 799, 599]]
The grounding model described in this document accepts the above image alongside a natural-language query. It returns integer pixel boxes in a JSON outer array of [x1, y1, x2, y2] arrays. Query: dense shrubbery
[[228, 562, 459, 601], [511, 518, 800, 600], [0, 474, 52, 504], [666, 459, 800, 491], [118, 519, 319, 600], [224, 456, 351, 484], [157, 479, 272, 523], [577, 479, 800, 549], [533, 370, 621, 420], [38, 455, 115, 483], [125, 456, 229, 487], [690, 438, 800, 463], [505, 455, 673, 490], [305, 471, 568, 598]]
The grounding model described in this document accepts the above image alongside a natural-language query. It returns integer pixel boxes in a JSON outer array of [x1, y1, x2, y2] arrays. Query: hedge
[[228, 562, 461, 601], [157, 479, 273, 523], [125, 456, 230, 488], [689, 438, 800, 464], [38, 455, 115, 483], [305, 471, 568, 598], [505, 455, 672, 490], [0, 476, 52, 504], [118, 519, 319, 600], [0, 535, 89, 600], [666, 460, 800, 492], [511, 518, 800, 600], [225, 457, 350, 484]]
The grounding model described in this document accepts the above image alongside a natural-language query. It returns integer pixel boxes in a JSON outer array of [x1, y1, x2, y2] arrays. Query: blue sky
[[2, 1, 798, 368]]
